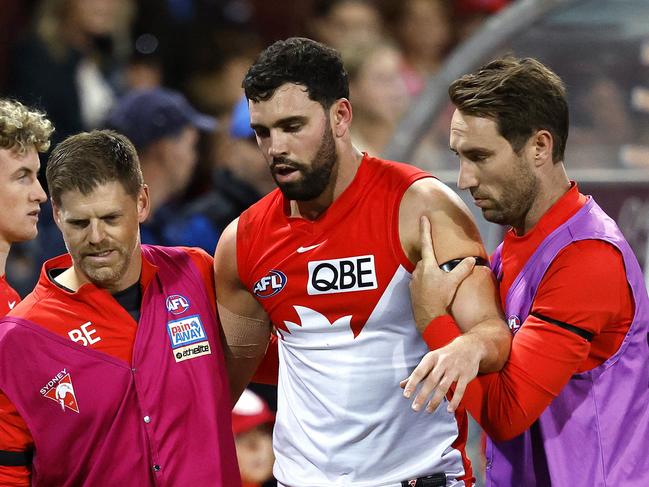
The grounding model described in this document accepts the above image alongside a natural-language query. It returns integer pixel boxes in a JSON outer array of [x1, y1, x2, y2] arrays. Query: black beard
[[272, 125, 337, 201]]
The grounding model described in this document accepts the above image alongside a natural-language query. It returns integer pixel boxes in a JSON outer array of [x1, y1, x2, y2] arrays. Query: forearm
[[218, 303, 271, 405], [422, 315, 509, 373], [225, 352, 268, 404], [462, 319, 590, 441], [464, 317, 511, 373], [251, 334, 280, 385]]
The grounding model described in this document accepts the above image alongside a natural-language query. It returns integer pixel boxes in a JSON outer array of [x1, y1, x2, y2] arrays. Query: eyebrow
[[250, 116, 308, 131], [64, 211, 123, 223], [13, 165, 38, 175]]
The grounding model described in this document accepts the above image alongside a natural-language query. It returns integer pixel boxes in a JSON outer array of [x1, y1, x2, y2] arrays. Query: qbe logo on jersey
[[307, 255, 377, 295], [166, 315, 212, 362]]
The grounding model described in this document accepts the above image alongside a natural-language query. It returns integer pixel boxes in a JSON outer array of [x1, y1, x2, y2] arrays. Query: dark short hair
[[242, 37, 349, 108], [46, 130, 143, 206], [449, 56, 569, 162]]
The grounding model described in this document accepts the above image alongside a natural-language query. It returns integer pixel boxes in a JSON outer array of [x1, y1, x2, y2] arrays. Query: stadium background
[[1, 1, 647, 485]]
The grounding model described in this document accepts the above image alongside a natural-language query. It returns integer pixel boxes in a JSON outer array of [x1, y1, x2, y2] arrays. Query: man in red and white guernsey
[[0, 99, 51, 317], [214, 37, 511, 487], [0, 131, 240, 486]]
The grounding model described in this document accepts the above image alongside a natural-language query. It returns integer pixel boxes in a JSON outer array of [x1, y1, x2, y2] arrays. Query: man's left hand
[[400, 334, 482, 413]]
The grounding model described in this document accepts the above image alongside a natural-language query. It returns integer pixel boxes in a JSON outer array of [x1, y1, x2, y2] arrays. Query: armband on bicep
[[439, 256, 489, 273], [0, 449, 32, 467], [217, 303, 271, 359]]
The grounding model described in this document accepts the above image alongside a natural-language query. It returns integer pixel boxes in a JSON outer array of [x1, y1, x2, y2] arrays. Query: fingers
[[449, 256, 476, 287], [411, 365, 445, 412], [425, 375, 453, 413], [447, 377, 469, 413], [418, 216, 437, 264], [402, 352, 437, 399]]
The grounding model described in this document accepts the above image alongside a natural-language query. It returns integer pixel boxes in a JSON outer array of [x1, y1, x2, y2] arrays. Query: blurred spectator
[[177, 96, 273, 253], [344, 42, 411, 156], [215, 96, 275, 197], [453, 0, 511, 41], [384, 0, 454, 95], [9, 0, 135, 147], [308, 0, 384, 53], [105, 87, 218, 249], [185, 29, 262, 118], [232, 389, 275, 487], [0, 0, 37, 91]]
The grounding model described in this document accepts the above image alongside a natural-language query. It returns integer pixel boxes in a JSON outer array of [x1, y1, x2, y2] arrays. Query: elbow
[[492, 327, 513, 371], [485, 427, 521, 443], [480, 414, 533, 442], [478, 332, 511, 374]]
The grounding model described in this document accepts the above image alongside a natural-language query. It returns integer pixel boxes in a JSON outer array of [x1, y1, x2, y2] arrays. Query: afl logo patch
[[166, 294, 190, 315], [253, 270, 287, 298], [507, 315, 521, 335]]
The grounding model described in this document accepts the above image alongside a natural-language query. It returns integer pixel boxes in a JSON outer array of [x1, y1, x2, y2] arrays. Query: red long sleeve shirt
[[0, 247, 216, 486], [428, 184, 634, 441]]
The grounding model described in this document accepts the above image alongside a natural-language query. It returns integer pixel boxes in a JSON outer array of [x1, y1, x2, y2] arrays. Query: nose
[[31, 179, 47, 204], [457, 160, 478, 191], [267, 131, 288, 158], [88, 220, 106, 245]]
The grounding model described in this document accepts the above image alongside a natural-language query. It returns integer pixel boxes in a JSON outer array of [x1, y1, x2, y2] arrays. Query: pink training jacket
[[0, 245, 241, 486]]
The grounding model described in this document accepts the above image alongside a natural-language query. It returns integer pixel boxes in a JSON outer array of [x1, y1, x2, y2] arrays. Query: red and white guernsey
[[237, 155, 471, 486]]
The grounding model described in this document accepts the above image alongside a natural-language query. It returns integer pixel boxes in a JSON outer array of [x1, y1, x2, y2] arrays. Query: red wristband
[[422, 315, 460, 350]]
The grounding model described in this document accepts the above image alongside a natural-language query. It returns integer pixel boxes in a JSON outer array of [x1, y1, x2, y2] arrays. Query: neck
[[515, 162, 571, 235], [352, 113, 395, 155], [290, 147, 364, 220]]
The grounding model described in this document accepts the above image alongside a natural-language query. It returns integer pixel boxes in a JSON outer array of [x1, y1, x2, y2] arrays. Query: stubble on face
[[477, 152, 539, 229], [270, 123, 338, 201], [77, 242, 133, 290]]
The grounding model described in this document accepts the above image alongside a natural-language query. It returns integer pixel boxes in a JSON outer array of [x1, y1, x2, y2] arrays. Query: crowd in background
[[0, 0, 512, 296]]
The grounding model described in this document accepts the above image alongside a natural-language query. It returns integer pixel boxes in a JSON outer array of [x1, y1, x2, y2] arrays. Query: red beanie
[[232, 389, 275, 435]]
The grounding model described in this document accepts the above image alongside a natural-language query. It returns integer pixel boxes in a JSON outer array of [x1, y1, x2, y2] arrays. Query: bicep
[[399, 178, 486, 265], [400, 179, 501, 330], [214, 219, 268, 322]]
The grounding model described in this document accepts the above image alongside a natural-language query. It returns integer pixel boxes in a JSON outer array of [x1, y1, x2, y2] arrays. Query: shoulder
[[177, 246, 214, 272], [365, 155, 431, 186], [401, 177, 477, 233], [7, 286, 58, 325], [547, 238, 625, 281]]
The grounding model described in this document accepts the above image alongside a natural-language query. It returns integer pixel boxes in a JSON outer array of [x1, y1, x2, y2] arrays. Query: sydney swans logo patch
[[40, 369, 80, 413]]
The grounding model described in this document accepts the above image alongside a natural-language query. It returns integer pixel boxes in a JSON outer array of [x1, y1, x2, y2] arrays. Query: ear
[[137, 185, 151, 223], [52, 201, 63, 229], [330, 98, 353, 138], [530, 130, 554, 167]]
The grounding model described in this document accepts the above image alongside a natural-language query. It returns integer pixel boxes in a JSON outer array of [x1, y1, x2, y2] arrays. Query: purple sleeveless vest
[[0, 245, 241, 486], [487, 198, 649, 486]]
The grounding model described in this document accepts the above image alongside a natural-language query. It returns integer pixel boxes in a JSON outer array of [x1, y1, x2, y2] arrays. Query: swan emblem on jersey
[[40, 370, 80, 413], [278, 306, 354, 347]]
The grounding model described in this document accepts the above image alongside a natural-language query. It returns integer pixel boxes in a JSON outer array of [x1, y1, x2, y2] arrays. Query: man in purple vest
[[402, 56, 649, 485], [0, 130, 241, 486]]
